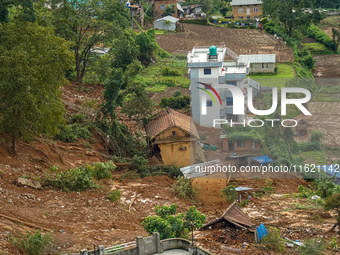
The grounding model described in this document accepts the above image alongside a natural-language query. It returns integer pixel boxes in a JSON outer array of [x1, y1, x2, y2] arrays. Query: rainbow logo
[[197, 82, 222, 106]]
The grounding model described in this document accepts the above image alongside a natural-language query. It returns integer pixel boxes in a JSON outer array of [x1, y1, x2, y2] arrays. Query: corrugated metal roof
[[203, 202, 255, 229], [235, 187, 253, 192], [154, 16, 179, 24], [177, 3, 184, 13], [230, 0, 263, 6], [238, 54, 276, 63], [180, 160, 222, 178]]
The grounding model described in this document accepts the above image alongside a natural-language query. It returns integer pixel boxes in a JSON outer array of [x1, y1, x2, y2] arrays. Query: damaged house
[[202, 202, 255, 230], [146, 108, 199, 167]]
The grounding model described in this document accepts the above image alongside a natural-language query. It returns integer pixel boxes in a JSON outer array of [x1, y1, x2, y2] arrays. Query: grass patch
[[155, 30, 167, 35], [319, 16, 340, 29], [302, 42, 334, 55], [293, 203, 322, 210], [139, 57, 190, 93], [249, 63, 296, 88], [302, 150, 328, 165]]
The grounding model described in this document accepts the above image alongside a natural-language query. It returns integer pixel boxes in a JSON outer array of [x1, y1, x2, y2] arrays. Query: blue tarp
[[256, 223, 268, 243], [253, 156, 273, 164]]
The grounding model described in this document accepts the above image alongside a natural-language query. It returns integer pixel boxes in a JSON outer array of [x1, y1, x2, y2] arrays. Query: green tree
[[135, 29, 157, 63], [0, 0, 35, 23], [221, 185, 237, 202], [121, 83, 155, 127], [50, 0, 129, 83], [198, 0, 213, 13], [163, 4, 176, 16], [263, 0, 322, 36], [0, 21, 73, 155], [142, 204, 206, 240], [324, 193, 340, 231]]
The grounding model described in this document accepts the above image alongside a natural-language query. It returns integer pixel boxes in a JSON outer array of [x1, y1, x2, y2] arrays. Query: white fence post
[[98, 245, 105, 255], [136, 236, 145, 255]]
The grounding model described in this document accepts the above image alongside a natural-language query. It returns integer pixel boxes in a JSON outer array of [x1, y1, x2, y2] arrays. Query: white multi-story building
[[188, 46, 261, 128]]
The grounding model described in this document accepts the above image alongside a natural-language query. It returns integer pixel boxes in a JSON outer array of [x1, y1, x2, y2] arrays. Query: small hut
[[154, 16, 179, 31], [202, 202, 255, 230]]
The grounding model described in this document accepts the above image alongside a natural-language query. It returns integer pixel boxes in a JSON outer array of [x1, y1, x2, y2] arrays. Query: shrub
[[120, 171, 140, 180], [91, 161, 116, 180], [172, 176, 198, 201], [131, 155, 149, 172], [308, 24, 338, 52], [296, 184, 314, 198], [151, 165, 183, 178], [46, 165, 97, 192], [173, 90, 182, 97], [221, 185, 237, 202], [69, 114, 87, 124], [298, 238, 325, 255], [82, 72, 100, 85], [162, 67, 181, 76], [179, 19, 208, 25], [142, 204, 206, 240], [107, 190, 121, 202], [261, 227, 286, 253], [10, 230, 55, 255], [239, 199, 250, 207], [57, 124, 92, 143], [300, 54, 315, 69], [160, 95, 191, 109]]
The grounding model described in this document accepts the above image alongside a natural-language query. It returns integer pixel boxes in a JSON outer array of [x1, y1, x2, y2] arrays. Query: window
[[239, 16, 243, 19], [238, 8, 244, 13], [227, 81, 237, 86], [254, 7, 258, 12], [247, 16, 251, 20], [172, 131, 176, 136], [204, 68, 211, 75], [206, 100, 213, 107], [237, 141, 245, 147], [262, 63, 269, 68], [226, 97, 233, 106], [161, 4, 164, 9]]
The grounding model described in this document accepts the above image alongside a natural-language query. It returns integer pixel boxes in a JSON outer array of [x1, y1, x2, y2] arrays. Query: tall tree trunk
[[11, 135, 17, 157], [75, 47, 81, 83]]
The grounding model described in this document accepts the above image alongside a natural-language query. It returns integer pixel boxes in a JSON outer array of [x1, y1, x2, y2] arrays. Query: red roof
[[145, 108, 199, 140]]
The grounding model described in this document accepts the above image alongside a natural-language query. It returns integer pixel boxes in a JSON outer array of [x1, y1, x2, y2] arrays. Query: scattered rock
[[17, 177, 41, 189], [20, 193, 36, 200], [85, 151, 97, 156]]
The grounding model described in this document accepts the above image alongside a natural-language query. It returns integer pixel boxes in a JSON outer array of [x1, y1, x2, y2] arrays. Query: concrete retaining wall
[[79, 233, 214, 255]]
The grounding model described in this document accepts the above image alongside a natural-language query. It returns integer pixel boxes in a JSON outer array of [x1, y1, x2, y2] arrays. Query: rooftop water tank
[[209, 46, 217, 56]]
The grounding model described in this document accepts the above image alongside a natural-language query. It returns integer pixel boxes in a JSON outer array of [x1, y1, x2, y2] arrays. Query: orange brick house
[[230, 0, 263, 20], [152, 0, 178, 19], [146, 108, 199, 167], [221, 135, 261, 153]]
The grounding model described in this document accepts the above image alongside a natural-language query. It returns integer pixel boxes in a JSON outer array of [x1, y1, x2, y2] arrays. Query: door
[[247, 8, 250, 15], [229, 142, 234, 151], [252, 141, 256, 150]]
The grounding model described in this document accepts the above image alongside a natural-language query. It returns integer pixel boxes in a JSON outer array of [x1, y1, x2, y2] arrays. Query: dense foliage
[[9, 230, 55, 255], [308, 24, 338, 52], [46, 161, 116, 192], [142, 204, 206, 239], [0, 21, 73, 154]]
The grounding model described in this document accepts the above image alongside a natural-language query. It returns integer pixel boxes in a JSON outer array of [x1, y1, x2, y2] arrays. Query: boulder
[[17, 177, 41, 189]]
